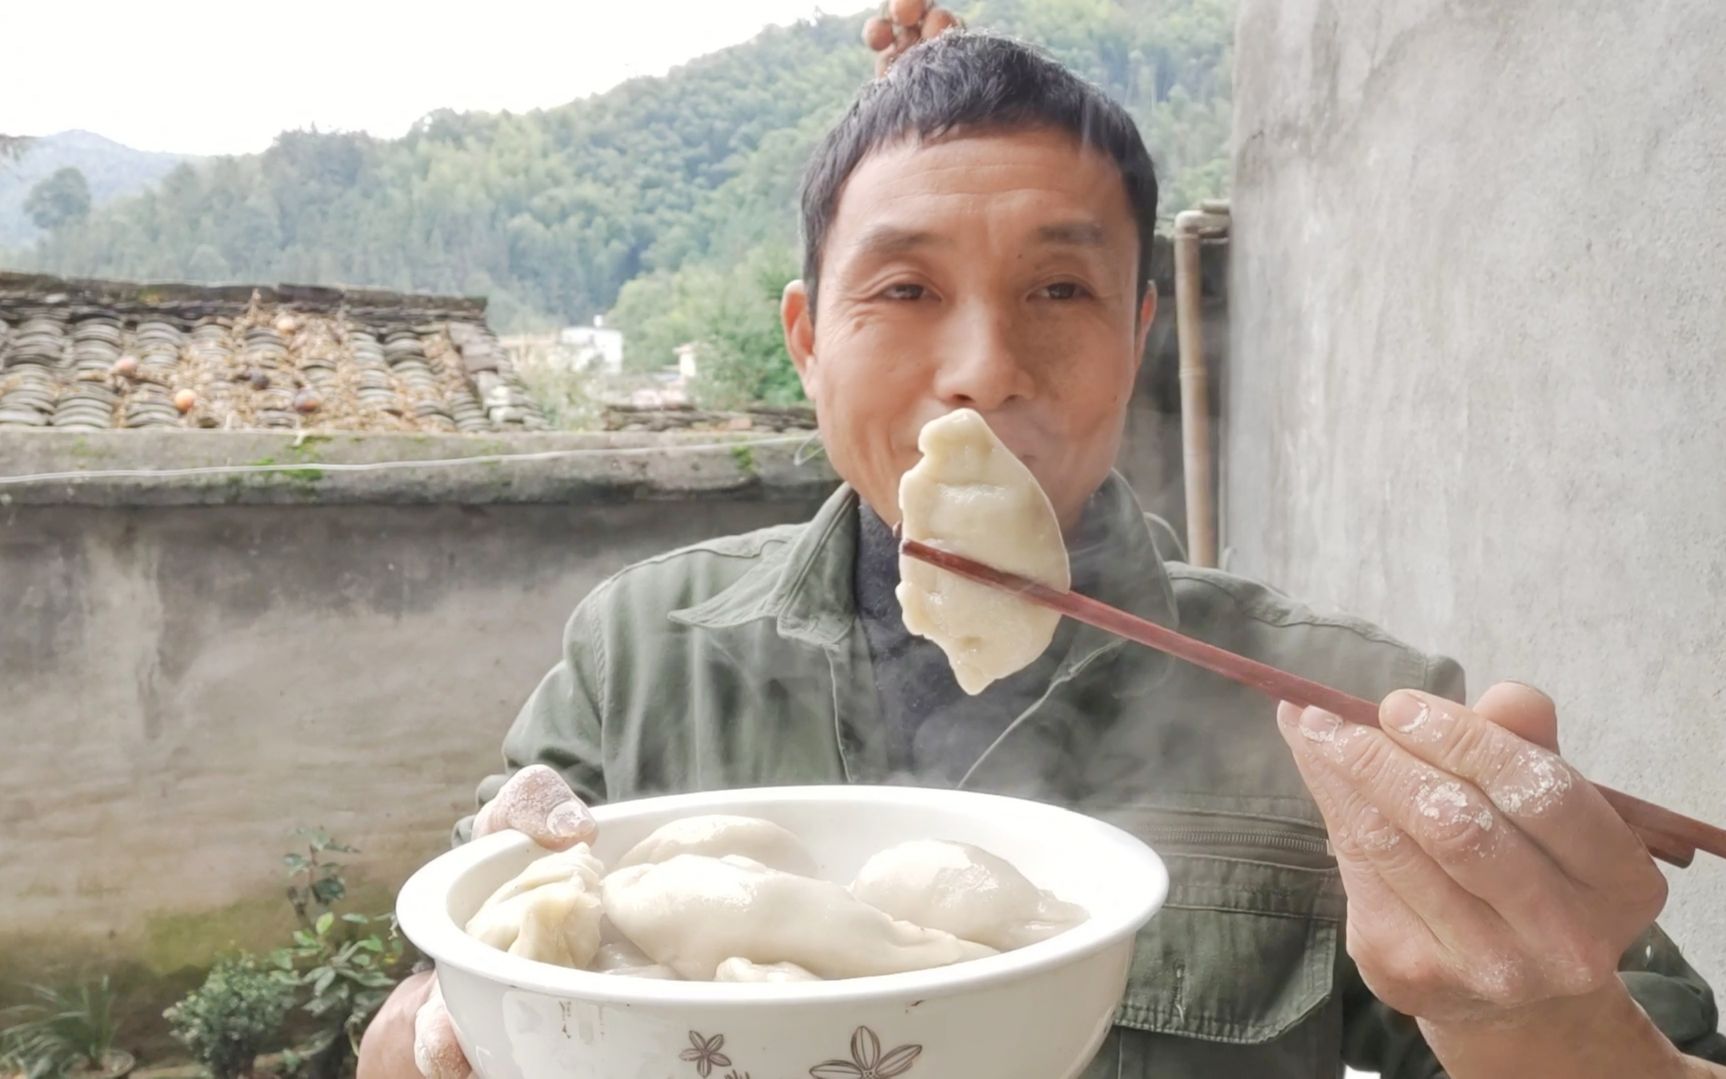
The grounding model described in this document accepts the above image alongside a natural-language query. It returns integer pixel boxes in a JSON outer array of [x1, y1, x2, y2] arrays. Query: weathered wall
[[0, 405, 1193, 988], [1228, 0, 1725, 989], [0, 431, 836, 983]]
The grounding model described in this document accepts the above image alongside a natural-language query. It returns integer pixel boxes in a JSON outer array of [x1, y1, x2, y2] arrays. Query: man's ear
[[1133, 285, 1158, 365], [782, 279, 818, 397]]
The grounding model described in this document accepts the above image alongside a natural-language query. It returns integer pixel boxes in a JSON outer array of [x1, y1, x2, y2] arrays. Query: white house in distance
[[675, 342, 702, 382], [559, 316, 625, 375]]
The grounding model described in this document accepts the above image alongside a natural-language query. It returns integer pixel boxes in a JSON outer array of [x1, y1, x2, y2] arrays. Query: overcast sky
[[0, 0, 876, 156]]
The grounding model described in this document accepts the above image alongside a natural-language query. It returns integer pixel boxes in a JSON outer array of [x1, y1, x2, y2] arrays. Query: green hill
[[9, 0, 1233, 397], [0, 130, 195, 248]]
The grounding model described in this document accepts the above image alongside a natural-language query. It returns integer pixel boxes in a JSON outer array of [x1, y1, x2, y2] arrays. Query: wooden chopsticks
[[899, 537, 1726, 869]]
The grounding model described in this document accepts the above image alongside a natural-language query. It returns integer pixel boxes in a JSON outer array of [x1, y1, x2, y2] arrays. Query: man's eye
[[880, 283, 926, 301], [1039, 281, 1089, 300]]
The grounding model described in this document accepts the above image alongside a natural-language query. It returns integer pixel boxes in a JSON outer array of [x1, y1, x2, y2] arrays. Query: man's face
[[782, 126, 1155, 531]]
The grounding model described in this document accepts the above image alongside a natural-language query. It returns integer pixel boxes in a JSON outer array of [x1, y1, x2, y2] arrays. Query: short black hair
[[798, 32, 1159, 317]]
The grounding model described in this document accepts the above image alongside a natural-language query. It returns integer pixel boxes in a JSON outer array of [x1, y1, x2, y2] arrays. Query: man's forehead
[[829, 128, 1133, 250], [842, 127, 1124, 200], [847, 219, 1111, 257]]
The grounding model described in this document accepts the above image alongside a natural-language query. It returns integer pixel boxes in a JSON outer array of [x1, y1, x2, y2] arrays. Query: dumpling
[[466, 879, 603, 967], [714, 957, 821, 983], [590, 938, 651, 970], [600, 854, 995, 981], [897, 408, 1071, 694], [465, 845, 606, 968], [500, 882, 604, 967], [851, 839, 1088, 951], [616, 814, 819, 877], [588, 930, 682, 979], [600, 964, 681, 980], [474, 845, 604, 908]]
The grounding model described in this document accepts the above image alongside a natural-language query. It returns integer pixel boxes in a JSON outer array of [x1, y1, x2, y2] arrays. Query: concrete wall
[[1228, 0, 1725, 989], [0, 398, 1192, 991], [0, 431, 837, 986]]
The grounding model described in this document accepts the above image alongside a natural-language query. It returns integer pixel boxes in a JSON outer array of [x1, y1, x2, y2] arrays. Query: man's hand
[[355, 971, 476, 1079], [1276, 682, 1700, 1077], [357, 765, 593, 1079], [471, 763, 596, 849]]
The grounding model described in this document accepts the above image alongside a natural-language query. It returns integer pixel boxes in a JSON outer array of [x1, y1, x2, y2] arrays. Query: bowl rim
[[397, 784, 1168, 1005]]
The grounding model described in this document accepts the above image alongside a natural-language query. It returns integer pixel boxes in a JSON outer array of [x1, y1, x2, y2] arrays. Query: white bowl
[[397, 785, 1167, 1079]]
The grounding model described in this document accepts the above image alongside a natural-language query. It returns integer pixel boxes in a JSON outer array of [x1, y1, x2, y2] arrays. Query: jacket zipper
[[1145, 828, 1333, 859]]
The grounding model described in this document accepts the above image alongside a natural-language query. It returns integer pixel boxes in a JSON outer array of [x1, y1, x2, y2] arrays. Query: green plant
[[682, 243, 806, 411], [271, 830, 411, 1079], [514, 358, 597, 430], [730, 443, 758, 477], [164, 956, 293, 1079], [0, 976, 122, 1078], [282, 828, 353, 924], [0, 1042, 27, 1079]]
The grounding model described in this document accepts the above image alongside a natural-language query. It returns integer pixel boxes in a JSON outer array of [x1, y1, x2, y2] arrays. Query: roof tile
[[0, 271, 547, 433]]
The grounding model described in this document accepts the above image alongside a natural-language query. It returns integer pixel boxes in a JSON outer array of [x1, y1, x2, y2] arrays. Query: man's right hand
[[357, 765, 593, 1078]]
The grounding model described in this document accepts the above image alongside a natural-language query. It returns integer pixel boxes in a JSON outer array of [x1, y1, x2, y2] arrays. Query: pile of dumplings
[[464, 815, 1088, 983]]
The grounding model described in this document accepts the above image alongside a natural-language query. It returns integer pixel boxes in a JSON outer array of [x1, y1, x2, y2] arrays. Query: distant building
[[626, 374, 689, 409], [675, 341, 702, 382], [559, 316, 624, 375], [501, 316, 627, 377]]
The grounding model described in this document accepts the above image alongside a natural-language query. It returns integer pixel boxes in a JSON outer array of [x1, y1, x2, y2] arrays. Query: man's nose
[[931, 302, 1034, 411]]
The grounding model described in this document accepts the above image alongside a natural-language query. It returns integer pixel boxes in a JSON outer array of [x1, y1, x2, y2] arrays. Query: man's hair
[[798, 32, 1160, 317]]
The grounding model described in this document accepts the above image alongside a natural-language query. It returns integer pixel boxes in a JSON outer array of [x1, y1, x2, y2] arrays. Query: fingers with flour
[[412, 979, 471, 1079], [472, 764, 596, 851]]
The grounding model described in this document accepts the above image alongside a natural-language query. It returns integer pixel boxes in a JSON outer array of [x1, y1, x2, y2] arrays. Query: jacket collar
[[669, 474, 1180, 657]]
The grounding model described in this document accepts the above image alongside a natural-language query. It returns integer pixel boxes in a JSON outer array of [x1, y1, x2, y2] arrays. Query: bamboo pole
[[1173, 203, 1230, 568]]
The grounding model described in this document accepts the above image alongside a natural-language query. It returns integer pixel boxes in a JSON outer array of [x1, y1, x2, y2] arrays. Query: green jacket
[[464, 477, 1724, 1078]]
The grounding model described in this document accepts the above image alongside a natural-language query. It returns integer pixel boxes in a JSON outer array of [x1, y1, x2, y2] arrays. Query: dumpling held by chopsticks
[[896, 409, 1071, 694]]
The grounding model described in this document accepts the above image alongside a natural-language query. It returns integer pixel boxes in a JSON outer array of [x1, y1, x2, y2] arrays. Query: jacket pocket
[[1089, 806, 1345, 1045]]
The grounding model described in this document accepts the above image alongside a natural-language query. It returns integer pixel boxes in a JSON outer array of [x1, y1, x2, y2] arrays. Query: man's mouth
[[993, 437, 1040, 466], [906, 410, 1045, 468]]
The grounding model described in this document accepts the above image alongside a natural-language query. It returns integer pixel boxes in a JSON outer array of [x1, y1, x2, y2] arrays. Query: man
[[361, 34, 1725, 1078]]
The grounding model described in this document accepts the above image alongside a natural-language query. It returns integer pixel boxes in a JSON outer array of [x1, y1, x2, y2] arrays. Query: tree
[[12, 0, 1238, 409], [25, 166, 92, 230], [684, 242, 806, 409], [185, 243, 232, 282], [611, 268, 698, 372]]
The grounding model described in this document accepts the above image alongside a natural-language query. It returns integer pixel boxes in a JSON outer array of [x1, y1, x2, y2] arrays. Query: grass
[[0, 977, 122, 1077], [513, 358, 598, 430], [730, 443, 757, 477]]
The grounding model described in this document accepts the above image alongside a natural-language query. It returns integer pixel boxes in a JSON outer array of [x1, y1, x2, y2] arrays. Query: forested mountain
[[0, 131, 194, 247], [9, 0, 1233, 402]]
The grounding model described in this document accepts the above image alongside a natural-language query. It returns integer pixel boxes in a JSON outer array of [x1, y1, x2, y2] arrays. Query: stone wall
[[1228, 0, 1725, 987], [0, 430, 837, 990], [0, 395, 1192, 990]]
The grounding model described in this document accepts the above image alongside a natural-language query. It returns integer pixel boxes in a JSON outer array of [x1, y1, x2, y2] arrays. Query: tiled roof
[[0, 272, 548, 433]]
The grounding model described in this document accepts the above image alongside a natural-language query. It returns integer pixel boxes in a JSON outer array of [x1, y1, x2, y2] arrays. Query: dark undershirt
[[853, 501, 1104, 786]]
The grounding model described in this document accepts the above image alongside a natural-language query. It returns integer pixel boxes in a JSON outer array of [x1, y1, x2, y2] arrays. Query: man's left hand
[[1276, 682, 1669, 1031]]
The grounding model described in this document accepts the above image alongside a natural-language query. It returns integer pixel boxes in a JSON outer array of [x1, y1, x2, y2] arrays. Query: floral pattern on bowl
[[678, 1025, 922, 1079]]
